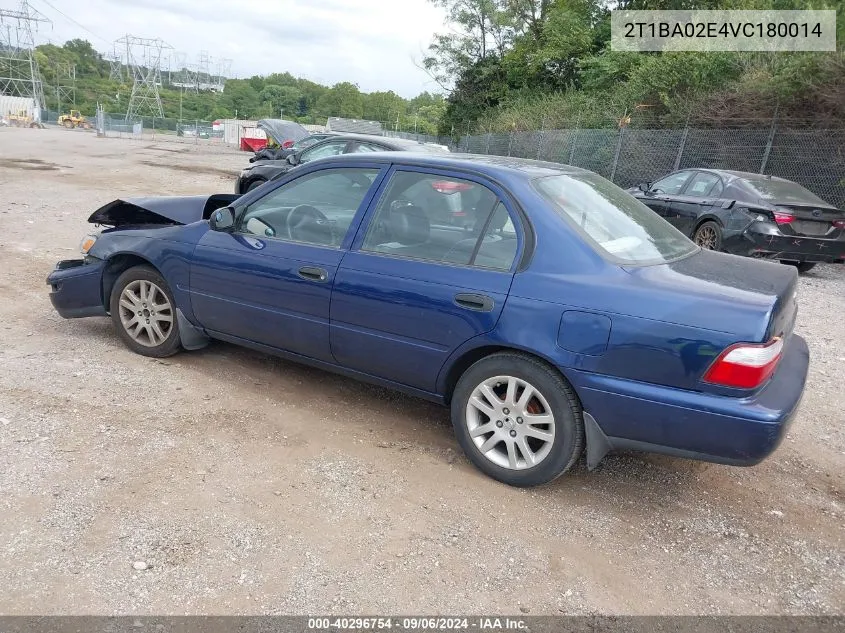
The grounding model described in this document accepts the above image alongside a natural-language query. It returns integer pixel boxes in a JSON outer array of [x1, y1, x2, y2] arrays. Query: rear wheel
[[451, 352, 584, 487], [63, 119, 74, 129], [783, 261, 817, 273], [693, 220, 722, 250], [109, 266, 181, 358]]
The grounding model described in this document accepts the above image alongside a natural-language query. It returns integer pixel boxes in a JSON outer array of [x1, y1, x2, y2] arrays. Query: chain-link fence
[[455, 124, 845, 210]]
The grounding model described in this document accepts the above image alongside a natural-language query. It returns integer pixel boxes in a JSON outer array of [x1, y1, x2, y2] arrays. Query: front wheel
[[246, 178, 266, 192], [451, 352, 584, 487], [109, 266, 181, 358]]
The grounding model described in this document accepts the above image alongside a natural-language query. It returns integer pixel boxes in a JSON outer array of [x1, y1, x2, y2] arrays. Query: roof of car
[[316, 151, 591, 178], [689, 168, 794, 184]]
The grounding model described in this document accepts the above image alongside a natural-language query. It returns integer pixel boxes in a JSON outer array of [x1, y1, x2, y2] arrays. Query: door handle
[[454, 293, 494, 312], [298, 266, 328, 282]]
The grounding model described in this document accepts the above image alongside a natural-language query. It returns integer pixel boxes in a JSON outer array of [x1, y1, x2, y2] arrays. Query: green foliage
[[427, 0, 845, 134], [34, 40, 448, 135]]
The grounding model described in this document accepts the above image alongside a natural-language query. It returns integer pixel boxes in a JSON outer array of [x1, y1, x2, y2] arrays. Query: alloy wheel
[[694, 225, 718, 249], [117, 279, 174, 347], [465, 375, 556, 470]]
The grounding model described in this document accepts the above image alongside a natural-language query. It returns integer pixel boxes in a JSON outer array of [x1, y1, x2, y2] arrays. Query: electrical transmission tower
[[116, 34, 172, 120], [53, 61, 75, 112], [0, 0, 50, 113], [107, 47, 123, 83], [213, 57, 232, 92]]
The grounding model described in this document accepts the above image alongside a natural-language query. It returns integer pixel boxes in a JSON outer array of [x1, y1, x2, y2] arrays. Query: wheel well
[[101, 254, 157, 307], [693, 215, 723, 234], [443, 345, 574, 405]]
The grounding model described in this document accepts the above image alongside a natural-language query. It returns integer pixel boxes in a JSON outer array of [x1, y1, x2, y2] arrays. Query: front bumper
[[724, 223, 845, 263], [570, 334, 809, 466], [46, 258, 108, 318]]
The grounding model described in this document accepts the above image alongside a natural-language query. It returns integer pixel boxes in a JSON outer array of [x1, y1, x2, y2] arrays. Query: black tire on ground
[[246, 178, 266, 192], [450, 352, 585, 487], [693, 220, 723, 251], [109, 265, 182, 358], [783, 261, 817, 273], [63, 120, 74, 129]]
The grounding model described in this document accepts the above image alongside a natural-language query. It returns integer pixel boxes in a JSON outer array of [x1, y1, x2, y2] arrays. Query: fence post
[[568, 116, 580, 165], [673, 121, 690, 171], [610, 125, 625, 183], [485, 130, 491, 154], [507, 130, 513, 157], [536, 117, 544, 160], [759, 102, 779, 174]]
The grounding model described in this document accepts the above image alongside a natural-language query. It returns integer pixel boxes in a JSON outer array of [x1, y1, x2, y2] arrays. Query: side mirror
[[209, 206, 235, 231], [637, 182, 651, 192], [286, 154, 297, 166]]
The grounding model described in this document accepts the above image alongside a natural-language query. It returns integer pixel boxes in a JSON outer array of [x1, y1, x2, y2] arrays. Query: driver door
[[188, 165, 384, 361]]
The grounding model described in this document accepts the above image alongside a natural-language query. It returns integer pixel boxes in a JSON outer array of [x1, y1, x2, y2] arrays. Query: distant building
[[325, 117, 383, 135]]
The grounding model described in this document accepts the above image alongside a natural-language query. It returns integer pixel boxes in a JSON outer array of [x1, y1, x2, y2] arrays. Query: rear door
[[330, 166, 524, 393]]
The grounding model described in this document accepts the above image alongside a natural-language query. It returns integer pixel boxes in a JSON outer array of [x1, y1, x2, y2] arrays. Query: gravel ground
[[0, 127, 842, 615]]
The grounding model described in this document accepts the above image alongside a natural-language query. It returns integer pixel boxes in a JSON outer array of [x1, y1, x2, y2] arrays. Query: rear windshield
[[534, 172, 698, 265], [741, 177, 832, 207]]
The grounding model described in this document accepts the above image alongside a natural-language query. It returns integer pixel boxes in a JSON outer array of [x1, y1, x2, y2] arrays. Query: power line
[[36, 0, 110, 44]]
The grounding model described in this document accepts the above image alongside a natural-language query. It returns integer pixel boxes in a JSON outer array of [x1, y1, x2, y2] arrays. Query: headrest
[[389, 205, 430, 245], [474, 204, 510, 233]]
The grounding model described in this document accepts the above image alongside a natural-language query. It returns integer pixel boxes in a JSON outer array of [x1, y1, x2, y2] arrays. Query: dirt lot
[[0, 127, 842, 615]]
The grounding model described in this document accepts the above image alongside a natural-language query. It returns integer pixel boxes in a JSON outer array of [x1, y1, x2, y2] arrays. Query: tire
[[63, 120, 74, 129], [783, 261, 816, 273], [693, 220, 722, 251], [450, 352, 584, 487], [109, 266, 181, 358], [246, 178, 266, 192]]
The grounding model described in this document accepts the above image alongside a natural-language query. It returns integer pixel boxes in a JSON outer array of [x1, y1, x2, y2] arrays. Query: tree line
[[422, 0, 845, 134], [33, 39, 446, 134]]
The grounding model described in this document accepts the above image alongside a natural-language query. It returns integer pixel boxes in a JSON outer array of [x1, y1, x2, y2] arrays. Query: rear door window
[[360, 170, 518, 270]]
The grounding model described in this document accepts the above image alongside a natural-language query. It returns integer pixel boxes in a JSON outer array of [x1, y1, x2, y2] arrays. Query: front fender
[[88, 223, 208, 324]]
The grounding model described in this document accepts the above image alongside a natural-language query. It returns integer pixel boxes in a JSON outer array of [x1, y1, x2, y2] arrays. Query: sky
[[25, 0, 449, 97]]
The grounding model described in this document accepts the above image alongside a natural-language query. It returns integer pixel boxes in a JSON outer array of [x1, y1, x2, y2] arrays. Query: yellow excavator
[[4, 110, 43, 128], [58, 110, 92, 129]]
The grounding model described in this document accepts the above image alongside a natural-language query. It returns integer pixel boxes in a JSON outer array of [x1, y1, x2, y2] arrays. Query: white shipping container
[[0, 95, 39, 121], [219, 119, 266, 145]]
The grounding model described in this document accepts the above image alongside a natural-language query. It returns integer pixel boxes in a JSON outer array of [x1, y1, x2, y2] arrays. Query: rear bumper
[[724, 224, 845, 263], [570, 334, 809, 466], [46, 258, 107, 318]]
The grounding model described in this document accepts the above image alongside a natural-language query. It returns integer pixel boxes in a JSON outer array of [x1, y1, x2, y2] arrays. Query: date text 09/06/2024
[[307, 617, 528, 630]]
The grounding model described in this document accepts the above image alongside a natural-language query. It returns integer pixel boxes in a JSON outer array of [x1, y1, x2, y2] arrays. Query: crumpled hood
[[88, 194, 240, 227]]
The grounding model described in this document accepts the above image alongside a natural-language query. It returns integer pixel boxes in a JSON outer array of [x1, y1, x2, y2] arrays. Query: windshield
[[534, 172, 698, 265], [741, 177, 832, 207]]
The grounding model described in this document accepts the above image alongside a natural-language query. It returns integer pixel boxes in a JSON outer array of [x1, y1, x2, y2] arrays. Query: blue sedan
[[47, 153, 809, 487]]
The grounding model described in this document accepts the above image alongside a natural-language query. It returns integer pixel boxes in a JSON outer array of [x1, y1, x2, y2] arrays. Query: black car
[[629, 169, 845, 272], [235, 134, 450, 194], [249, 132, 338, 163]]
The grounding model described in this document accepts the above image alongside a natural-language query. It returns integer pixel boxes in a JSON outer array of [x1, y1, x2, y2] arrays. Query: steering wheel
[[287, 204, 333, 243]]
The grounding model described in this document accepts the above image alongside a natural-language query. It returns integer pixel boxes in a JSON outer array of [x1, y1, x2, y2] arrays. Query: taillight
[[703, 337, 784, 389], [773, 211, 794, 225], [833, 219, 845, 229], [431, 180, 473, 194]]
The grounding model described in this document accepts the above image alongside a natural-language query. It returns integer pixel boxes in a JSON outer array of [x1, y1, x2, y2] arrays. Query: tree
[[317, 82, 364, 118], [259, 84, 303, 117]]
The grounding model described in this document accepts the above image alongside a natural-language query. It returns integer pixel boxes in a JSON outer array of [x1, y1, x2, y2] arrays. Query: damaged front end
[[47, 193, 239, 319]]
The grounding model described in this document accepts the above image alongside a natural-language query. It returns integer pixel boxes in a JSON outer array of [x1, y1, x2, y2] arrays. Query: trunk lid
[[88, 194, 239, 227], [624, 249, 798, 343], [773, 203, 844, 238]]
